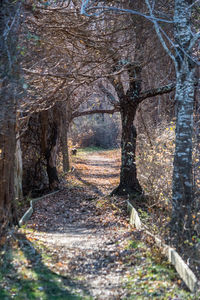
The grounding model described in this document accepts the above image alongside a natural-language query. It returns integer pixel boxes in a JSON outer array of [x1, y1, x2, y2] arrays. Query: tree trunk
[[171, 70, 195, 236], [0, 90, 18, 229], [14, 137, 23, 203], [0, 1, 20, 231], [111, 101, 142, 196], [22, 114, 49, 196], [61, 105, 70, 173], [41, 109, 60, 191], [45, 122, 60, 190], [171, 0, 196, 238], [62, 128, 70, 173]]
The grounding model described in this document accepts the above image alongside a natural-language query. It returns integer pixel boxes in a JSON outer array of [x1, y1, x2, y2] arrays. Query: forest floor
[[0, 149, 195, 299]]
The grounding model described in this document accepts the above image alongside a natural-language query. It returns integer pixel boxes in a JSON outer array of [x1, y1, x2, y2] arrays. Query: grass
[[123, 238, 196, 300], [78, 146, 106, 153], [0, 230, 195, 300], [0, 233, 91, 300], [77, 147, 121, 157]]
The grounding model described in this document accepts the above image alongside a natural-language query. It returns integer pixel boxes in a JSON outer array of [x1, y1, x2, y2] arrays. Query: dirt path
[[26, 150, 132, 299], [23, 150, 191, 299]]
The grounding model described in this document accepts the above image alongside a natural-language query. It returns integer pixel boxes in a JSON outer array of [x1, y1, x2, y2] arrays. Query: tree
[[100, 68, 175, 196], [171, 0, 198, 237], [144, 0, 199, 239], [95, 1, 176, 196], [18, 1, 92, 193], [81, 0, 199, 238], [0, 0, 21, 231], [21, 102, 63, 195], [19, 0, 132, 193]]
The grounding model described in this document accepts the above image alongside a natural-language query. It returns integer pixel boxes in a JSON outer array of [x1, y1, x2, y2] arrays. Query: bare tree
[[81, 0, 199, 238], [144, 0, 199, 240], [100, 70, 175, 196], [80, 0, 176, 196]]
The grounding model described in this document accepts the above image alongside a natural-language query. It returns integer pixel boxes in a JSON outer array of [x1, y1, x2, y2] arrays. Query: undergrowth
[[123, 235, 196, 299], [136, 121, 200, 279], [137, 121, 175, 208]]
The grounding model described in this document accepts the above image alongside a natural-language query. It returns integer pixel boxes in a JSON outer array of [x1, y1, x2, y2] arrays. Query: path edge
[[127, 200, 199, 293], [19, 191, 60, 226]]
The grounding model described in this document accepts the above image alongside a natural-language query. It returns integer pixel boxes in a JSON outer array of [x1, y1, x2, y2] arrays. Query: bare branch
[[187, 0, 200, 10], [189, 31, 200, 51], [81, 1, 173, 23], [139, 82, 176, 102], [145, 0, 176, 64], [22, 68, 72, 79], [72, 108, 118, 119], [98, 82, 119, 106]]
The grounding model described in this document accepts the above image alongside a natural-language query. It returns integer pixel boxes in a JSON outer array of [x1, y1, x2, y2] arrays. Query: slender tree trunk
[[14, 137, 23, 203], [62, 128, 70, 173], [111, 101, 142, 196], [61, 105, 70, 172], [171, 0, 196, 238]]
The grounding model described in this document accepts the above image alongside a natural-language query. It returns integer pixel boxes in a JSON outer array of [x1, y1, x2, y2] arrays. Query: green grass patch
[[0, 232, 91, 300], [125, 240, 144, 250], [123, 238, 196, 299], [78, 146, 106, 153]]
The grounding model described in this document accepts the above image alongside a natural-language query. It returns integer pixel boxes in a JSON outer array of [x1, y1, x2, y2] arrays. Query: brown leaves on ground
[[20, 149, 192, 299]]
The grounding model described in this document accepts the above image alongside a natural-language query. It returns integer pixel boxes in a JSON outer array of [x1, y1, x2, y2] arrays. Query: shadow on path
[[0, 233, 91, 300], [74, 171, 104, 197]]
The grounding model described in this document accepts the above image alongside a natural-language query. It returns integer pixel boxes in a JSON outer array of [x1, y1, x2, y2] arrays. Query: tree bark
[[61, 105, 70, 173], [61, 126, 70, 173], [41, 107, 60, 191], [111, 100, 142, 196], [14, 137, 23, 203], [45, 122, 60, 190], [171, 0, 196, 237], [0, 1, 21, 231], [0, 88, 18, 229]]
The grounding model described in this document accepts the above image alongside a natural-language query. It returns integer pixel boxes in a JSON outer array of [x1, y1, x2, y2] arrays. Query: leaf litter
[[1, 150, 195, 299]]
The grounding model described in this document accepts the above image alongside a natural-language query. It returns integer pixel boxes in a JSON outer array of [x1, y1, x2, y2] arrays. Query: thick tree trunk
[[41, 109, 60, 191], [111, 102, 142, 196], [0, 90, 18, 229], [171, 71, 195, 235], [22, 114, 49, 196], [171, 0, 196, 237], [0, 1, 20, 231]]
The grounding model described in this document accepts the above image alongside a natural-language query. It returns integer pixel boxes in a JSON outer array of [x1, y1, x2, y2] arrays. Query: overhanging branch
[[72, 108, 118, 119], [139, 82, 176, 103], [98, 82, 119, 106]]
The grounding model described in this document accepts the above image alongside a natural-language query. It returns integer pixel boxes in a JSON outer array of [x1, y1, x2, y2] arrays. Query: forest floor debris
[[0, 149, 196, 299]]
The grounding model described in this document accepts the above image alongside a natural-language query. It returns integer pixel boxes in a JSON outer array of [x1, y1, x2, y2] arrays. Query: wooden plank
[[19, 190, 60, 226], [127, 200, 199, 293], [127, 200, 142, 229]]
